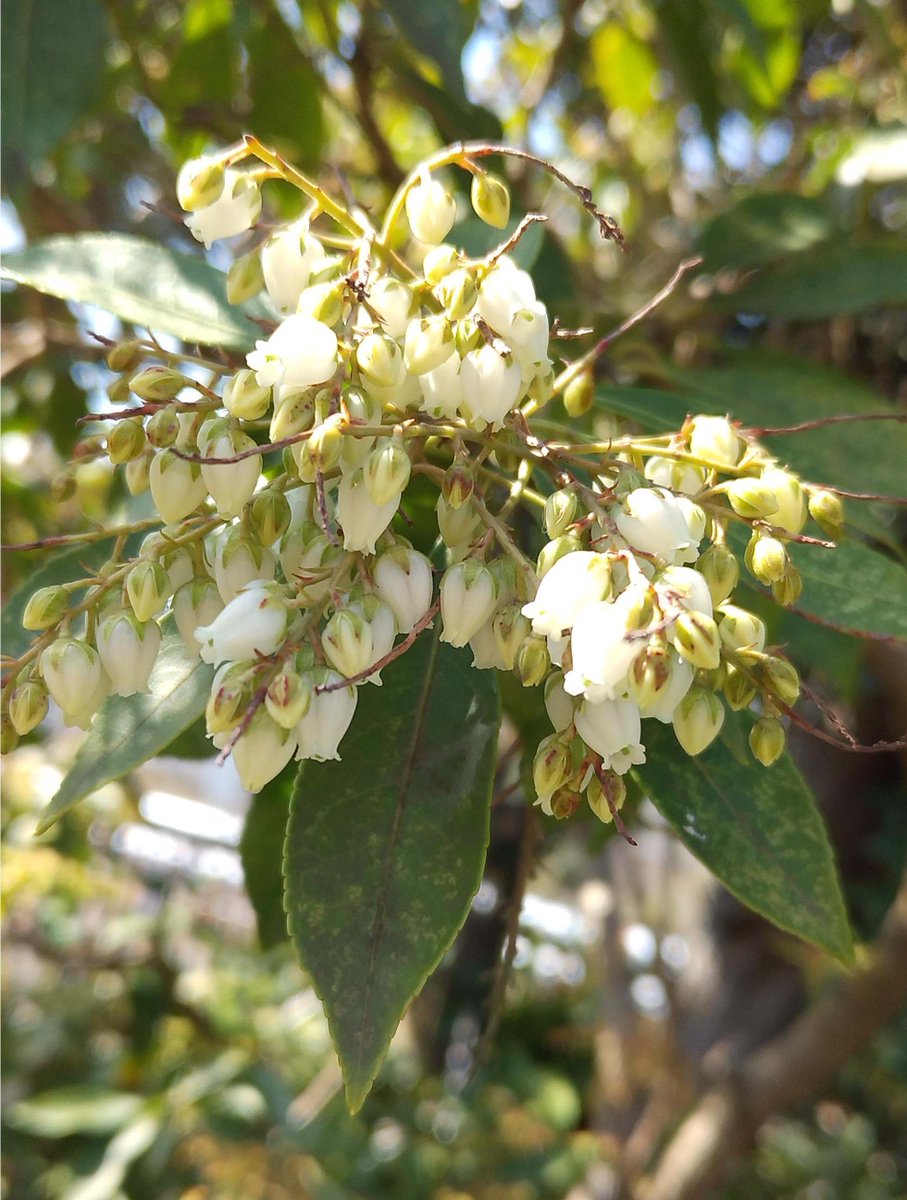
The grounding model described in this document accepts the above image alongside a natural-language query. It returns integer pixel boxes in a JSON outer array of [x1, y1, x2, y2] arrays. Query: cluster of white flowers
[[5, 143, 844, 817]]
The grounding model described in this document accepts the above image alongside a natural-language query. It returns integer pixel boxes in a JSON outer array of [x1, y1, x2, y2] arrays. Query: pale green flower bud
[[436, 268, 477, 320], [536, 534, 584, 579], [126, 560, 170, 622], [718, 604, 766, 657], [270, 388, 316, 442], [749, 715, 786, 766], [492, 601, 532, 670], [323, 609, 373, 679], [761, 468, 806, 534], [146, 406, 181, 449], [250, 489, 291, 546], [303, 413, 344, 475], [808, 489, 845, 540], [149, 450, 207, 522], [442, 464, 475, 510], [1, 715, 19, 755], [403, 315, 454, 376], [746, 534, 788, 585], [406, 176, 456, 245], [586, 771, 627, 824], [528, 367, 555, 409], [125, 449, 153, 496], [107, 375, 133, 405], [436, 493, 482, 550], [549, 787, 581, 820], [107, 418, 146, 465], [339, 389, 382, 469], [771, 564, 803, 607], [673, 610, 721, 670], [422, 243, 460, 283], [176, 156, 225, 211], [471, 171, 511, 229], [697, 543, 739, 607], [532, 733, 572, 800], [440, 559, 497, 647], [364, 437, 411, 506], [227, 249, 264, 305], [105, 340, 144, 374], [515, 634, 551, 687], [205, 663, 252, 735], [266, 669, 312, 729], [356, 332, 406, 394], [23, 585, 69, 631], [688, 415, 740, 467], [545, 489, 579, 540], [563, 372, 594, 419], [455, 316, 482, 356], [627, 642, 673, 710], [724, 477, 779, 520], [129, 365, 186, 402], [723, 666, 757, 711], [224, 369, 271, 421], [673, 687, 725, 756], [761, 656, 800, 706], [9, 678, 49, 736]]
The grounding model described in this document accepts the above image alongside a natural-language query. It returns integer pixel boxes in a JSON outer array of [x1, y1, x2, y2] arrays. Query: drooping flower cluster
[[3, 140, 845, 820]]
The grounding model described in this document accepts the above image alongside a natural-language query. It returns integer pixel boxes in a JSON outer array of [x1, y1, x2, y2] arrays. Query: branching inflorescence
[[2, 139, 849, 815]]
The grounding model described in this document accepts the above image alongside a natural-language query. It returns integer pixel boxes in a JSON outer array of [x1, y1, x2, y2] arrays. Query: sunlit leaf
[[590, 24, 659, 115]]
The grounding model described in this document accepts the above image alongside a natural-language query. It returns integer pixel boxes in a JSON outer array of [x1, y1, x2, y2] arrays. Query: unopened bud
[[266, 669, 312, 729], [406, 175, 456, 244], [761, 468, 806, 534], [146, 406, 181, 449], [532, 733, 572, 799], [126, 560, 170, 622], [322, 609, 373, 679], [436, 268, 477, 320], [129, 366, 186, 402], [545, 489, 579, 540], [515, 634, 550, 687], [771, 564, 802, 607], [808, 489, 845, 540], [563, 372, 594, 419], [718, 604, 766, 658], [106, 376, 133, 405], [356, 333, 406, 394], [760, 655, 800, 706], [422, 244, 460, 284], [224, 369, 271, 421], [746, 534, 787, 585], [724, 477, 779, 520], [23, 585, 69, 631], [270, 389, 315, 442], [106, 340, 144, 374], [673, 687, 725, 756], [304, 413, 344, 475], [404, 315, 454, 376], [436, 493, 482, 550], [250, 489, 291, 545], [536, 533, 583, 578], [471, 171, 511, 229], [549, 787, 581, 820], [749, 715, 786, 766], [299, 281, 345, 327], [227, 249, 264, 305], [442, 464, 474, 510], [628, 643, 672, 709], [697, 543, 739, 607], [364, 437, 411, 505], [9, 678, 49, 736], [723, 666, 757, 711], [528, 367, 555, 409], [586, 771, 627, 824], [455, 317, 482, 356], [673, 610, 721, 670], [177, 156, 225, 211], [125, 450, 152, 495], [205, 664, 251, 735], [1, 715, 19, 755], [107, 418, 146, 464], [492, 602, 532, 670]]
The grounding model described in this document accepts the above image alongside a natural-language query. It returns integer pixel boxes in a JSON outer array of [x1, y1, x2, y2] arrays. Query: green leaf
[[698, 193, 836, 270], [0, 234, 258, 348], [284, 626, 501, 1112], [1, 0, 108, 182], [36, 619, 213, 834], [240, 773, 293, 950], [590, 24, 659, 115], [382, 0, 472, 102], [785, 540, 907, 641], [655, 0, 722, 138], [8, 1087, 144, 1138], [715, 242, 907, 318], [640, 719, 854, 963], [246, 18, 325, 164]]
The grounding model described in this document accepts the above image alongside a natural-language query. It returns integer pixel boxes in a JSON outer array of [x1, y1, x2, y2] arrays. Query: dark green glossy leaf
[[36, 619, 213, 834], [655, 0, 722, 138], [698, 193, 836, 269], [1, 0, 108, 182], [716, 242, 907, 317], [785, 540, 907, 641], [240, 774, 293, 950], [246, 18, 325, 164], [1, 235, 258, 348], [640, 720, 854, 963], [382, 0, 471, 102], [285, 626, 501, 1111]]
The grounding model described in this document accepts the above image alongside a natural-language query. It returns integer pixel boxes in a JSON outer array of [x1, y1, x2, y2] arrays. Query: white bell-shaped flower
[[439, 559, 497, 648], [214, 531, 276, 603], [575, 697, 646, 775], [186, 170, 261, 248], [247, 314, 338, 390], [469, 618, 507, 670], [544, 672, 576, 733], [673, 687, 725, 756], [688, 416, 741, 468], [355, 332, 407, 401], [172, 577, 224, 657], [420, 354, 463, 420], [564, 586, 650, 703], [337, 469, 400, 554], [403, 315, 455, 376], [476, 259, 536, 337], [644, 455, 706, 496], [458, 345, 523, 431], [40, 638, 107, 728], [96, 612, 161, 697], [655, 564, 714, 619], [149, 451, 208, 525], [405, 175, 457, 245], [296, 671, 358, 761], [367, 278, 414, 339], [196, 583, 288, 665], [373, 547, 434, 635], [760, 467, 807, 533], [349, 594, 397, 684], [261, 221, 326, 312], [198, 420, 262, 520], [522, 551, 611, 639], [507, 301, 550, 372], [233, 710, 297, 792], [615, 487, 702, 564], [322, 609, 374, 679]]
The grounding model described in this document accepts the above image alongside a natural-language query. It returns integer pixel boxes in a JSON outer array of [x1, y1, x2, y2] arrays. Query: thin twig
[[484, 213, 548, 268], [750, 412, 907, 437], [1, 517, 162, 553], [593, 760, 638, 845], [173, 430, 311, 465]]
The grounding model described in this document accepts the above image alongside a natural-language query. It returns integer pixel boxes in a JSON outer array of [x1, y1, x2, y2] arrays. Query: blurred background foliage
[[2, 0, 906, 1197]]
